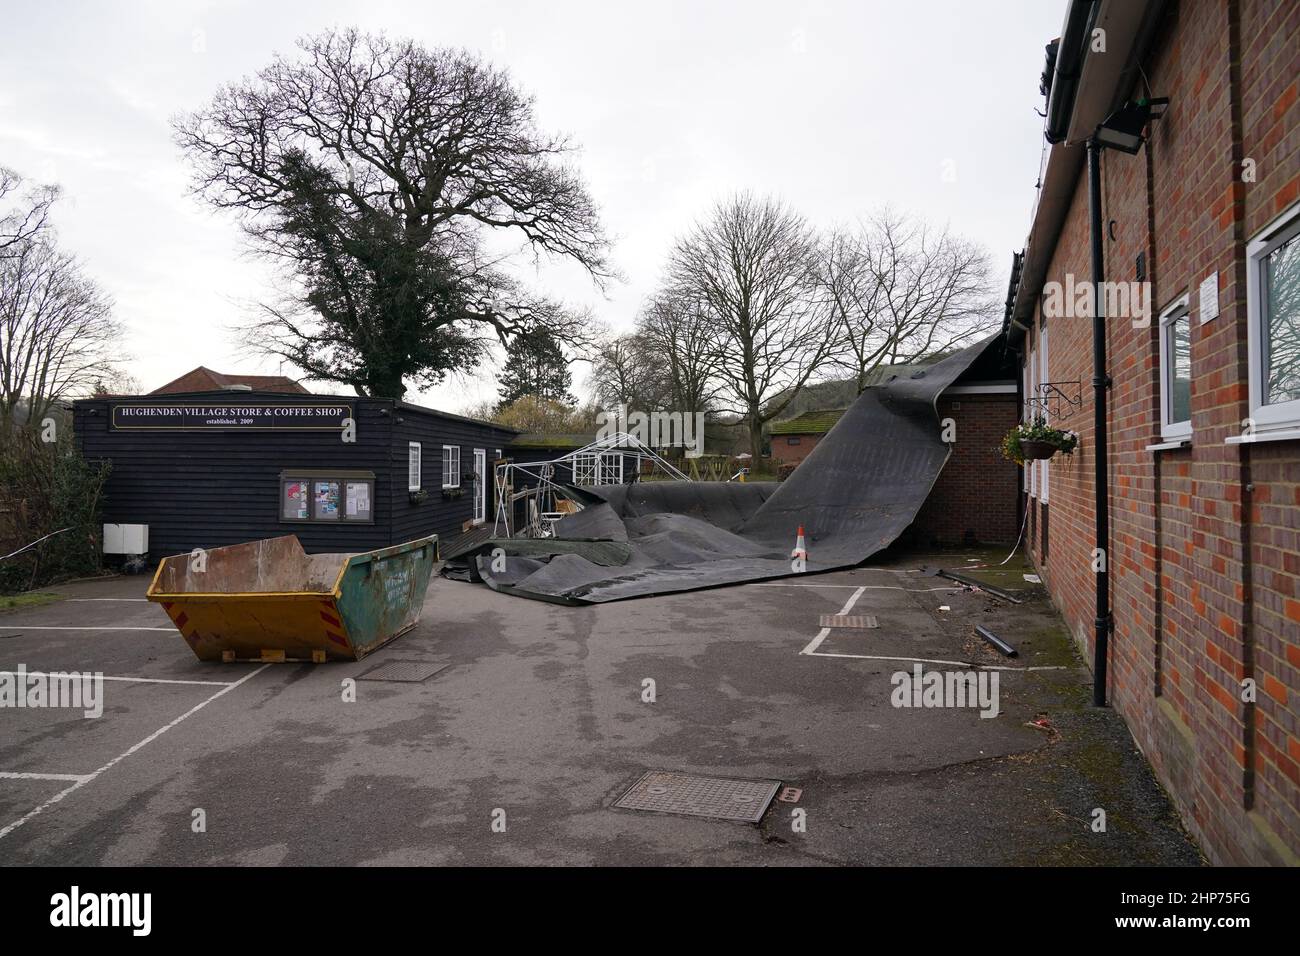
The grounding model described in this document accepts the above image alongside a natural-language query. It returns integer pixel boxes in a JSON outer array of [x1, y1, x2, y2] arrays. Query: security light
[[1094, 97, 1169, 154]]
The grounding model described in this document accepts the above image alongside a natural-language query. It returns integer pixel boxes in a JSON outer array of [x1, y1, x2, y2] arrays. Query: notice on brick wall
[[1199, 272, 1219, 324]]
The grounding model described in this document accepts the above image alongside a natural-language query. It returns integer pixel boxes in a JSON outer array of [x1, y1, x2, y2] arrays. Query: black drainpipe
[[1087, 138, 1112, 707]]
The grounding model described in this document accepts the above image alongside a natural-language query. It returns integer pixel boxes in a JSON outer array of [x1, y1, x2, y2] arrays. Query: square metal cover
[[613, 771, 781, 823], [820, 613, 878, 629], [357, 660, 449, 683]]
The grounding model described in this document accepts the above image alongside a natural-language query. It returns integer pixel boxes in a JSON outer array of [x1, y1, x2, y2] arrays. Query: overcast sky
[[0, 0, 1062, 412]]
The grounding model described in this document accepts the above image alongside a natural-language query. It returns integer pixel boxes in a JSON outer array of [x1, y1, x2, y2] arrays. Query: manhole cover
[[613, 771, 781, 823], [357, 660, 450, 683], [820, 614, 878, 629]]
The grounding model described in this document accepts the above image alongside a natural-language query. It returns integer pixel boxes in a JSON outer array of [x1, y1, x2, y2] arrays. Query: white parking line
[[67, 598, 150, 602], [0, 663, 270, 842], [794, 582, 1070, 672], [754, 583, 964, 592], [4, 626, 175, 632], [804, 651, 1068, 671], [0, 772, 91, 782], [0, 671, 230, 687], [799, 586, 866, 655]]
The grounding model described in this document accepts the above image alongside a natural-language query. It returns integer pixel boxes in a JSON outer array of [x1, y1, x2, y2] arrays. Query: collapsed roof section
[[444, 334, 1003, 604]]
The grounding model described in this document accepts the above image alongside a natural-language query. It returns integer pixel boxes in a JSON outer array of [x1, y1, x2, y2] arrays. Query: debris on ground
[[975, 623, 1018, 657]]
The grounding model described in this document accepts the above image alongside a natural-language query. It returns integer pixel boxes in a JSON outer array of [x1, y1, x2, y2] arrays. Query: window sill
[[1146, 438, 1191, 452], [1226, 427, 1300, 445]]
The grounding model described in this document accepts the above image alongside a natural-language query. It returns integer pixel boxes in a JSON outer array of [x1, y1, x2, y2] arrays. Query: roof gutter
[[1004, 0, 1167, 351], [1044, 0, 1099, 144]]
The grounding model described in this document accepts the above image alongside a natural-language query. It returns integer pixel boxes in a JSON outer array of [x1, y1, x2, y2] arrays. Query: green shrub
[[0, 427, 111, 594]]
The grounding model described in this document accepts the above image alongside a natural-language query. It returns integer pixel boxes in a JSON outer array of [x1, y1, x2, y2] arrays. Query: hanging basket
[[1018, 439, 1059, 461]]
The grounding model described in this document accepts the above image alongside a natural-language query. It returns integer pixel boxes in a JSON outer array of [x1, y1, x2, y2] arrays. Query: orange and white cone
[[790, 525, 807, 561]]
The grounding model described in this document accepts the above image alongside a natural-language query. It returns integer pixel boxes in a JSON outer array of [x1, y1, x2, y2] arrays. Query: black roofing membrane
[[443, 334, 999, 604]]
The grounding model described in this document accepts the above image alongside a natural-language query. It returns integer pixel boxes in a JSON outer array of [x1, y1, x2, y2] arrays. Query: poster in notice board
[[314, 481, 340, 519], [345, 481, 371, 519]]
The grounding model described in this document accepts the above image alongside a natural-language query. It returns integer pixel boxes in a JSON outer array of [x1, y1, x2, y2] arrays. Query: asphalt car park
[[0, 551, 1202, 866]]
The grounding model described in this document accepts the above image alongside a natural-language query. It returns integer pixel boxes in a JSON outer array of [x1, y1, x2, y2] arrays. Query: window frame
[[472, 448, 486, 525], [1158, 292, 1193, 441], [408, 442, 422, 492], [441, 444, 461, 489], [1246, 200, 1300, 433], [279, 470, 375, 525]]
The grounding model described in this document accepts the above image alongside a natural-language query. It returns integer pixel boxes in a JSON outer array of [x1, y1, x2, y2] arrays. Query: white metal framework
[[492, 432, 690, 538]]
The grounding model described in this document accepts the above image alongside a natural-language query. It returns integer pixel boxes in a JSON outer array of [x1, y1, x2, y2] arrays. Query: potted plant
[[1001, 416, 1079, 465]]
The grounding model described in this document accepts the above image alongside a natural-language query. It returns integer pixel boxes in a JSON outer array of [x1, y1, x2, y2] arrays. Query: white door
[[473, 448, 486, 524]]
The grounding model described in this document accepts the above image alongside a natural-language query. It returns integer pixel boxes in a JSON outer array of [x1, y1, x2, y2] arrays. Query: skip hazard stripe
[[174, 611, 189, 629], [320, 611, 342, 629], [325, 631, 347, 647]]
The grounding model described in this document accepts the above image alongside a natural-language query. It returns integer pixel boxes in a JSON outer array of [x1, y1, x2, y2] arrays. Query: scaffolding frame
[[492, 432, 691, 538]]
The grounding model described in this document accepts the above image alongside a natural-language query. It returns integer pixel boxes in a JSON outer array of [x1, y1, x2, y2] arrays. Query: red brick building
[[1006, 0, 1299, 864], [911, 388, 1022, 547], [771, 409, 845, 464]]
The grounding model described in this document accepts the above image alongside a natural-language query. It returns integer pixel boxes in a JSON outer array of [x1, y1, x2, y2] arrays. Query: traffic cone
[[790, 525, 807, 560]]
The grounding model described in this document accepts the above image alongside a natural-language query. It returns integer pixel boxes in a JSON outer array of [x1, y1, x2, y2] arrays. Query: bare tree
[[819, 210, 998, 393], [637, 291, 719, 415], [0, 238, 121, 435], [589, 331, 668, 410], [1, 168, 58, 261], [173, 28, 611, 398], [668, 193, 837, 458]]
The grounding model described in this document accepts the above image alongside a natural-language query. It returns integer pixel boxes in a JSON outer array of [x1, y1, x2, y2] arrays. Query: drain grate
[[613, 771, 781, 823], [357, 659, 450, 683], [820, 613, 878, 629]]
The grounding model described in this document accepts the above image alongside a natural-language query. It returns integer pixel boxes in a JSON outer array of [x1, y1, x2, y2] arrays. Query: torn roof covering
[[443, 334, 1002, 604]]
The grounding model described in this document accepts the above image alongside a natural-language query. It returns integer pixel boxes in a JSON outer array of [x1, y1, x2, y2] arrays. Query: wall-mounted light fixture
[[1094, 96, 1170, 154]]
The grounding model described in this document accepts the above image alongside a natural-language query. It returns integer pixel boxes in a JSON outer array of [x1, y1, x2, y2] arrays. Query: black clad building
[[73, 389, 517, 561]]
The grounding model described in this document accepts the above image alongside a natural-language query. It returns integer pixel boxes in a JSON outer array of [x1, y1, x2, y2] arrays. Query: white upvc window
[[1158, 293, 1193, 441], [441, 444, 460, 489], [1245, 200, 1300, 435], [407, 442, 422, 492]]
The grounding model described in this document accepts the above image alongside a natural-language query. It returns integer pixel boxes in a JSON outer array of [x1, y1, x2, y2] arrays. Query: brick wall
[[772, 434, 823, 464], [1022, 0, 1300, 865], [910, 394, 1021, 546]]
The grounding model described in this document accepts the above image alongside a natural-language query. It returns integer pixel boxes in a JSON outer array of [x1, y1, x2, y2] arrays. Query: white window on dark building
[[408, 442, 422, 492], [441, 444, 460, 489]]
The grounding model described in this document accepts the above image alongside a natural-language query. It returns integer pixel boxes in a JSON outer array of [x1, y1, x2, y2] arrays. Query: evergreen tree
[[497, 327, 575, 409]]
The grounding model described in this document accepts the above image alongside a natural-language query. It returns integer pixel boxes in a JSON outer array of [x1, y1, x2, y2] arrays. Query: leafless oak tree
[[819, 210, 998, 393], [668, 193, 837, 457], [173, 28, 611, 398]]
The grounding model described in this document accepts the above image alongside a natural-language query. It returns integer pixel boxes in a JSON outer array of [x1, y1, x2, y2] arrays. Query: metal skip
[[147, 535, 437, 662]]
